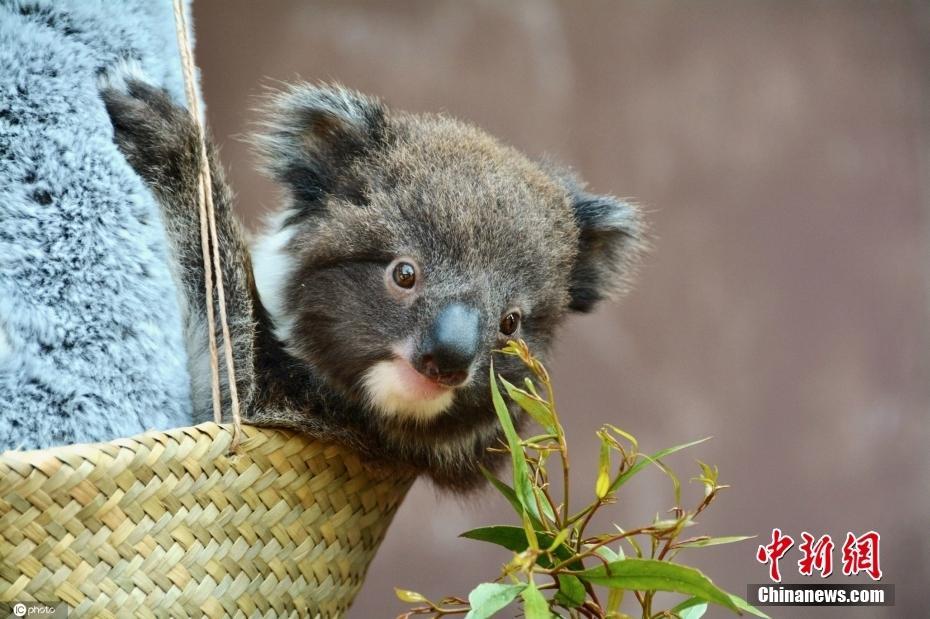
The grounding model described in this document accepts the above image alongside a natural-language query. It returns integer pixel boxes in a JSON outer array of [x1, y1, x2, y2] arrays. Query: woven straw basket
[[0, 422, 415, 617]]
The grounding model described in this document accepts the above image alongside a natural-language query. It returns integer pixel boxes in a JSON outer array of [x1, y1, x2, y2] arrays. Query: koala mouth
[[393, 357, 457, 398], [361, 356, 464, 421]]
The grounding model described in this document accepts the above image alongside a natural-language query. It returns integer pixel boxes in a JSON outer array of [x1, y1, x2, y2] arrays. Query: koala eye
[[499, 311, 521, 336], [391, 261, 417, 289]]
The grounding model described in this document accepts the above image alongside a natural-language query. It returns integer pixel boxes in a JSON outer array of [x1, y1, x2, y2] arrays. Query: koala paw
[[99, 62, 201, 190]]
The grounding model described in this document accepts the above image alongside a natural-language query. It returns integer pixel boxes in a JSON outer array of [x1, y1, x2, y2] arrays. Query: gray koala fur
[[101, 78, 644, 491]]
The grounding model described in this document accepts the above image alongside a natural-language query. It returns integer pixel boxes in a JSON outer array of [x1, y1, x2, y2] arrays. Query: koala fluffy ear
[[568, 191, 644, 313], [253, 83, 387, 205]]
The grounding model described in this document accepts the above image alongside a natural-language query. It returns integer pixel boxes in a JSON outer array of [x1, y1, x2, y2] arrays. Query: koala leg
[[101, 80, 257, 420]]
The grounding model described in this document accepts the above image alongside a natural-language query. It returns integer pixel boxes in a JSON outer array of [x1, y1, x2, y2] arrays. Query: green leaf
[[490, 363, 543, 523], [606, 587, 624, 616], [521, 581, 550, 619], [573, 558, 739, 613], [592, 544, 623, 562], [553, 575, 586, 608], [522, 510, 539, 551], [651, 516, 686, 531], [649, 454, 682, 508], [533, 485, 558, 522], [665, 596, 707, 618], [679, 602, 708, 619], [465, 583, 525, 619], [394, 588, 428, 603], [480, 466, 526, 517], [692, 460, 721, 496], [548, 527, 572, 552], [697, 460, 718, 483], [675, 535, 756, 549], [524, 377, 541, 398], [523, 433, 559, 444], [596, 433, 611, 499], [461, 525, 532, 551], [500, 376, 556, 433], [608, 437, 711, 494], [481, 466, 554, 533], [615, 525, 644, 558], [728, 593, 770, 618], [460, 526, 573, 566], [604, 423, 638, 453]]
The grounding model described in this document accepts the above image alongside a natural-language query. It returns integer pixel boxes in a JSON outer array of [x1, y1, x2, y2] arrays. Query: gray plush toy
[[0, 0, 194, 450]]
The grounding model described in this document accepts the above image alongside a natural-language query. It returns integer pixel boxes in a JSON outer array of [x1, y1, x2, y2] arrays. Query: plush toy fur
[[0, 0, 193, 450]]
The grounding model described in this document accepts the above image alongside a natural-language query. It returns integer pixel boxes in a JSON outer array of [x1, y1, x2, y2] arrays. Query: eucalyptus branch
[[574, 498, 605, 552], [396, 341, 767, 619]]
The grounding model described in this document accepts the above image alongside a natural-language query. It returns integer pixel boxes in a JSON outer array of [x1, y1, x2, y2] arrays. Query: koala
[[101, 79, 643, 491]]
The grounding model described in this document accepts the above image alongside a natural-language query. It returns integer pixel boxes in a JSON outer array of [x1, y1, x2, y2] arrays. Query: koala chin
[[101, 77, 644, 491], [362, 356, 457, 421]]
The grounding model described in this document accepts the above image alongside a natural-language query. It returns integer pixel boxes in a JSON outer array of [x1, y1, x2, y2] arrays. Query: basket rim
[[1, 421, 246, 462], [0, 421, 417, 475]]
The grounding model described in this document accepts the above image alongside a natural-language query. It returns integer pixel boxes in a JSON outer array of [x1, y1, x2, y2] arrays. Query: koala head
[[251, 84, 642, 485]]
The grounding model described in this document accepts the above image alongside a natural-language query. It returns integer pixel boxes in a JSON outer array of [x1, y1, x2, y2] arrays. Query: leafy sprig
[[397, 340, 767, 619]]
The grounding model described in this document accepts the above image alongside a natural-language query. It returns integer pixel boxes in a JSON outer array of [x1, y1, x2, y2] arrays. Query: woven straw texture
[[0, 422, 414, 618]]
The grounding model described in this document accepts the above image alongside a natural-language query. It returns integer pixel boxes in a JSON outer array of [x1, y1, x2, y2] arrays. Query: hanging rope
[[171, 0, 242, 448]]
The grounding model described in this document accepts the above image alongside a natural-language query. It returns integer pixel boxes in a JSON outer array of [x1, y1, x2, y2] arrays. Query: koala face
[[251, 84, 641, 441]]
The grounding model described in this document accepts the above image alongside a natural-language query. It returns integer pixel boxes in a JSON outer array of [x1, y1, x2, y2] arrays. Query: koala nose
[[417, 303, 480, 386]]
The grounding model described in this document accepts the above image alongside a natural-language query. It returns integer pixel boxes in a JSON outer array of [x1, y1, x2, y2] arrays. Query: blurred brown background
[[193, 2, 929, 617]]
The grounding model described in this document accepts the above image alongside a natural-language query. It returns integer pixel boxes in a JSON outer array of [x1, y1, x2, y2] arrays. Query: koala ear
[[253, 83, 388, 205], [568, 191, 644, 313]]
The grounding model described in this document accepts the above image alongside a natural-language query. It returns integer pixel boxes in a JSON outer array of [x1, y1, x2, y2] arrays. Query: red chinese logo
[[798, 532, 834, 578], [756, 528, 794, 583], [758, 529, 882, 582], [841, 531, 882, 581]]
